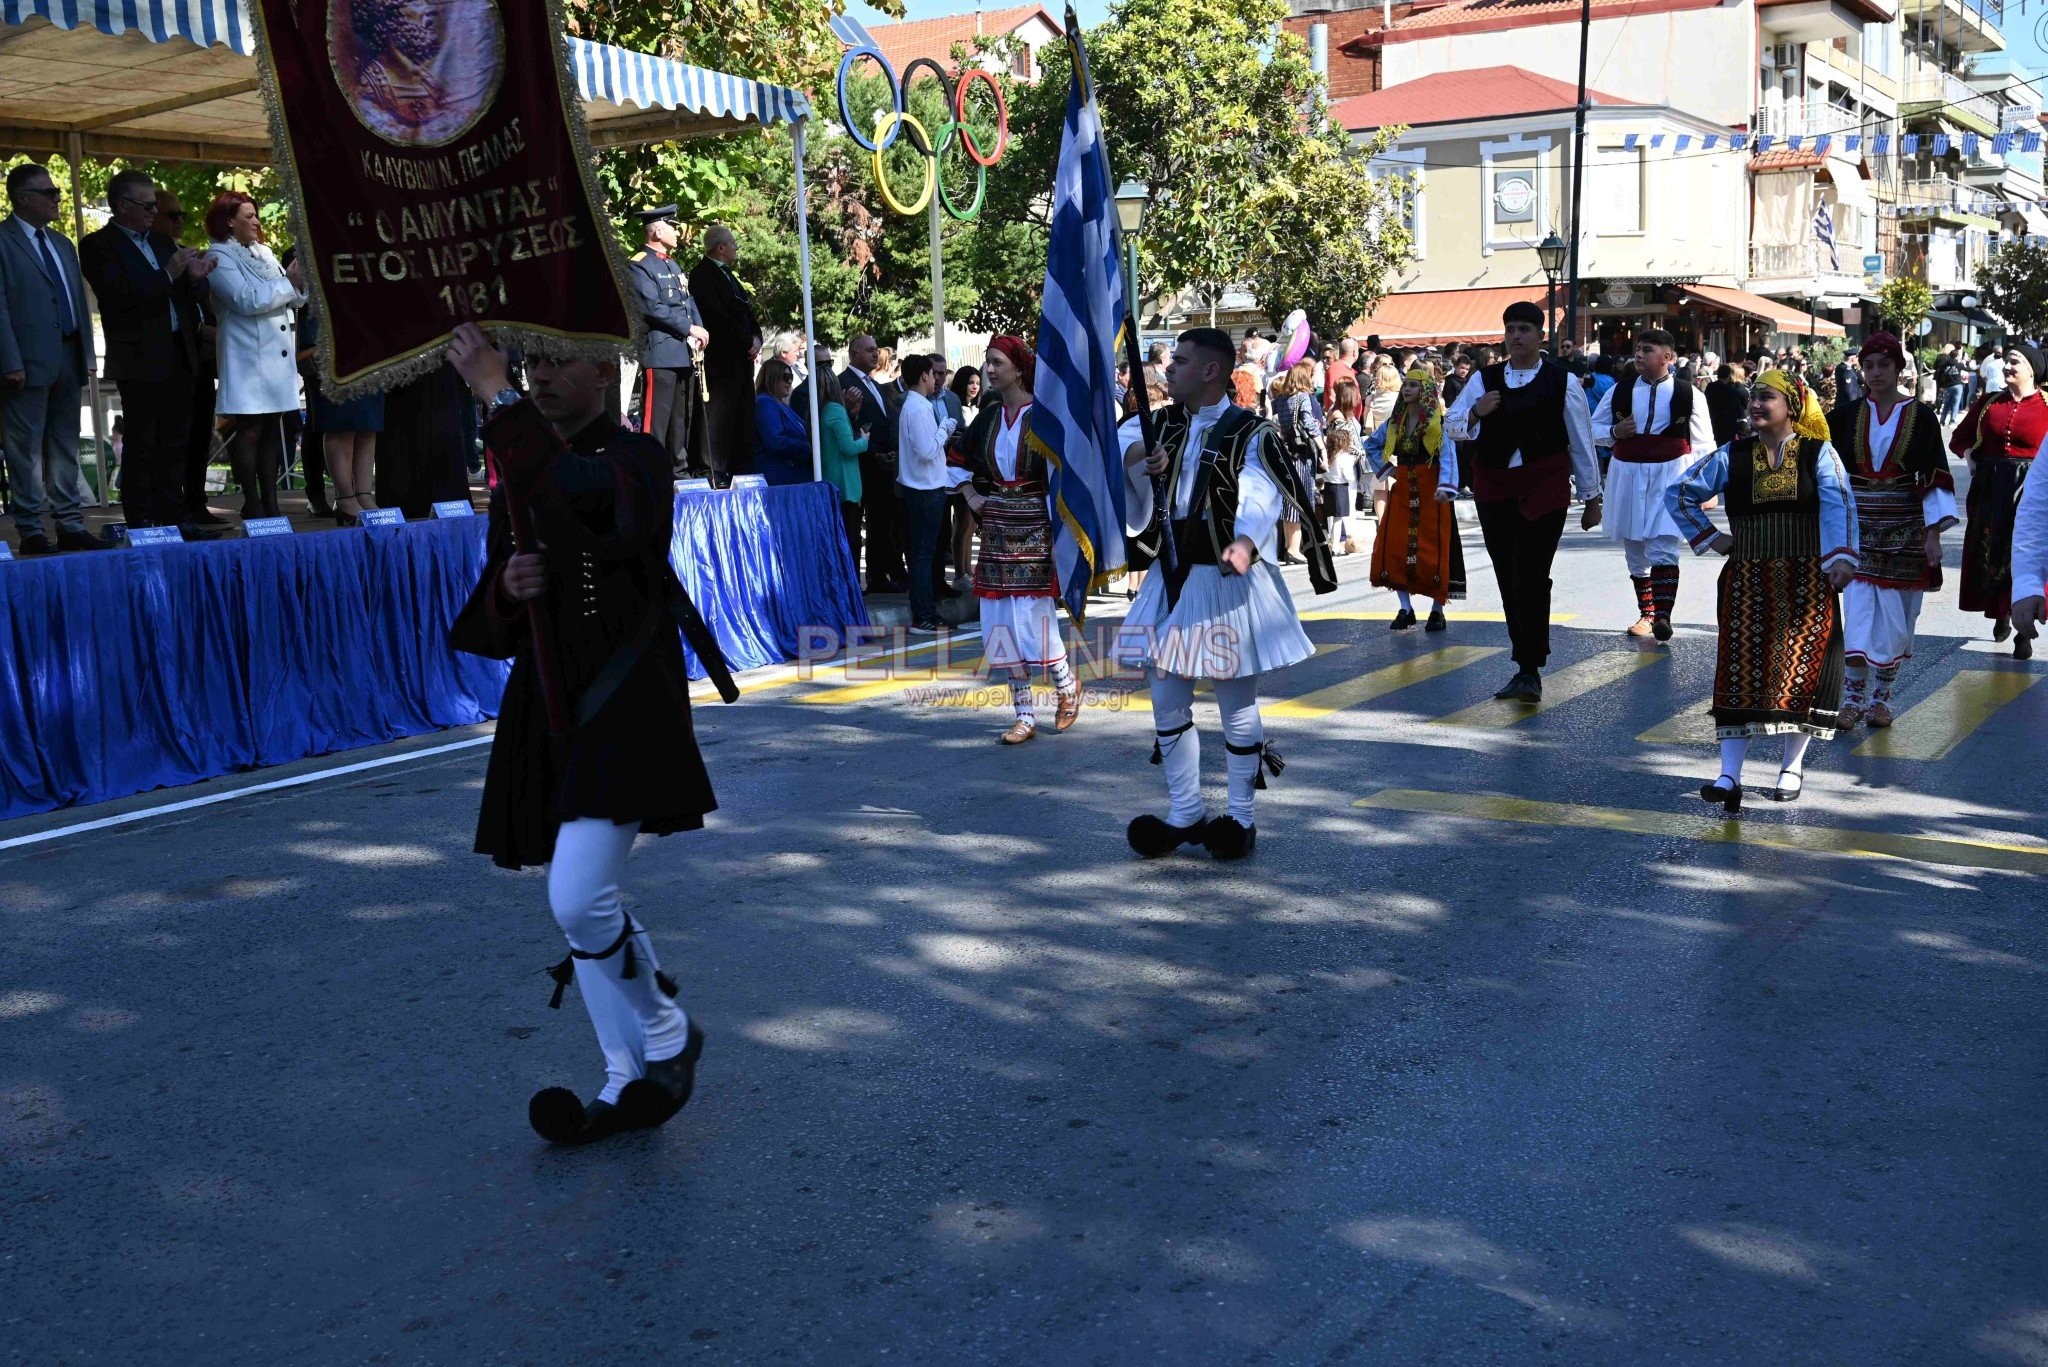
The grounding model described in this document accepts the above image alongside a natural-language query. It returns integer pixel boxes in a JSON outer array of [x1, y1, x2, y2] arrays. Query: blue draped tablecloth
[[0, 480, 864, 821]]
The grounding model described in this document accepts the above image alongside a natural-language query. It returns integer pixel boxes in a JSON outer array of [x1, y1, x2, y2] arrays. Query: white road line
[[0, 736, 496, 853]]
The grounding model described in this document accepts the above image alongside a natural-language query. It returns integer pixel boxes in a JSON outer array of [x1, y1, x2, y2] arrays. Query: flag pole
[[1065, 4, 1173, 589]]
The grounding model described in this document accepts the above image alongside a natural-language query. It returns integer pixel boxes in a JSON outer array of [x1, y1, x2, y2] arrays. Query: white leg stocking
[[1718, 737, 1748, 788], [1214, 674, 1266, 826], [1147, 670, 1205, 827], [548, 817, 688, 1103]]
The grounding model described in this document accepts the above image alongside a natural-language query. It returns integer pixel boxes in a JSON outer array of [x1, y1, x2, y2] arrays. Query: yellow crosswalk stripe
[[1266, 645, 1504, 720], [1354, 788, 2048, 875], [1432, 650, 1668, 729], [1852, 669, 2044, 761], [1637, 696, 1717, 746], [1195, 642, 1352, 696], [798, 649, 991, 704]]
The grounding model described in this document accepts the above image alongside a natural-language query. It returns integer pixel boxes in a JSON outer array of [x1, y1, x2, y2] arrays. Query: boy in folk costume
[[1824, 332, 1957, 728], [1668, 369, 1857, 811], [1114, 328, 1334, 861], [1362, 366, 1466, 630], [444, 325, 722, 1147], [1442, 301, 1604, 703], [1589, 328, 1715, 641], [946, 336, 1082, 743]]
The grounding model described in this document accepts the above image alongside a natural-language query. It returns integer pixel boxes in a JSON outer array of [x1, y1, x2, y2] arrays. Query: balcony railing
[[1901, 65, 1999, 128], [1749, 242, 1863, 280], [1753, 101, 1863, 140], [1898, 174, 2005, 215]]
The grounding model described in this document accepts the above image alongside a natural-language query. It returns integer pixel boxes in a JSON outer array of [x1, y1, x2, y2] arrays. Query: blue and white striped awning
[[0, 0, 809, 129]]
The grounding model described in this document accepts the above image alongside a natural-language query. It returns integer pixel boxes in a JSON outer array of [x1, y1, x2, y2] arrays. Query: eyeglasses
[[162, 209, 186, 220], [20, 185, 61, 200], [117, 197, 158, 213]]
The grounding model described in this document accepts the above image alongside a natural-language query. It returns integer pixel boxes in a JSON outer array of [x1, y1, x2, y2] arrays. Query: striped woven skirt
[[973, 485, 1058, 600], [1368, 463, 1466, 601], [1711, 511, 1844, 739]]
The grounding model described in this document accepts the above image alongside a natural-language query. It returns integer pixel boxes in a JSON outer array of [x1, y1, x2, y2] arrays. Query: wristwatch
[[488, 386, 522, 416]]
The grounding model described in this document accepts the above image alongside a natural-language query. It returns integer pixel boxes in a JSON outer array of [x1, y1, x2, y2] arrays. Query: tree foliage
[[1980, 239, 2048, 342], [1877, 275, 1934, 341], [961, 0, 1410, 337]]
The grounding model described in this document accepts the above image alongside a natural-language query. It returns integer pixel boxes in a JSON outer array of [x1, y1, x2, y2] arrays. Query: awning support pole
[[793, 117, 822, 483], [64, 132, 110, 509]]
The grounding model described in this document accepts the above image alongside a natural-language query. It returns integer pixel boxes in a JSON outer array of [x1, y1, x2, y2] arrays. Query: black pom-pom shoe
[[620, 1021, 707, 1130], [1127, 814, 1209, 858], [1204, 816, 1257, 860]]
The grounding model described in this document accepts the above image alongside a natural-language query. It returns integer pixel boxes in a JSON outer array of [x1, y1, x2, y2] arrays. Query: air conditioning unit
[[1768, 43, 1801, 71]]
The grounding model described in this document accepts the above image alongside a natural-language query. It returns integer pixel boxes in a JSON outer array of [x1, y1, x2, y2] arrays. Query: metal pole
[[793, 117, 823, 483], [64, 133, 109, 509], [1124, 239, 1141, 332], [1545, 272, 1556, 351], [928, 173, 946, 363], [1564, 0, 1591, 351]]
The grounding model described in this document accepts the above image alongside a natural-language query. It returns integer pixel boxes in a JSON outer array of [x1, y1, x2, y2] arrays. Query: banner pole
[[793, 116, 823, 483], [929, 173, 946, 363]]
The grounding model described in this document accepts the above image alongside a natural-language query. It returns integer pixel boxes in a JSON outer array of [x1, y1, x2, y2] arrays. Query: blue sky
[[845, 0, 1112, 34]]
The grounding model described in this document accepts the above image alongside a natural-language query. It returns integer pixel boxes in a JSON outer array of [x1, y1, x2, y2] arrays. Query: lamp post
[[1114, 179, 1151, 328], [1536, 232, 1567, 351]]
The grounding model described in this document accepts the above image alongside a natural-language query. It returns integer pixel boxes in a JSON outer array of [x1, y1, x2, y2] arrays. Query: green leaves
[[1980, 241, 2048, 344], [1877, 276, 1935, 340]]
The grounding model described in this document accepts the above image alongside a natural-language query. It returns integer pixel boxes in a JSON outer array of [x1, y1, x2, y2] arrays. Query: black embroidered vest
[[1469, 361, 1568, 471]]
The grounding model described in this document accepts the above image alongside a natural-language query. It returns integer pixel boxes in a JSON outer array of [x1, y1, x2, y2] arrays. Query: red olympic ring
[[954, 68, 1008, 167]]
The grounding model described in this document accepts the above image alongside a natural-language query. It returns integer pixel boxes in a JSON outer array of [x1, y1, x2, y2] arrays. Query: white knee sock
[[1010, 670, 1035, 723], [1396, 590, 1413, 612], [1780, 732, 1812, 775], [1148, 671, 1204, 827], [1048, 655, 1076, 694], [1215, 674, 1266, 826], [1844, 662, 1869, 708], [548, 817, 688, 1103], [1718, 737, 1748, 786]]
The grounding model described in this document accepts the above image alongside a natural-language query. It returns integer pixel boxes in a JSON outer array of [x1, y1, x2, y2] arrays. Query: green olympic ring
[[837, 47, 1007, 220]]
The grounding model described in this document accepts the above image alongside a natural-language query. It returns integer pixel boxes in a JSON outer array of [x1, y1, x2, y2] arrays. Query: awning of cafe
[[0, 0, 810, 167], [1677, 282, 1846, 339], [1353, 285, 1552, 345]]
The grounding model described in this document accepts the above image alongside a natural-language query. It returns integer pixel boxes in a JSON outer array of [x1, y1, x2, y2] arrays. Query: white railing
[[1902, 66, 1999, 128], [1899, 174, 2004, 215], [1748, 242, 1861, 279], [1753, 101, 1863, 140]]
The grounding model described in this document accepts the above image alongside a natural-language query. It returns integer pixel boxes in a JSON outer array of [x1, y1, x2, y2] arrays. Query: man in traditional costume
[[1362, 366, 1465, 630], [947, 336, 1081, 743], [1825, 332, 1957, 728], [446, 323, 729, 1147], [1114, 328, 1334, 861], [1951, 340, 2046, 660], [1589, 328, 1714, 641], [1442, 301, 1604, 703], [1668, 369, 1857, 811]]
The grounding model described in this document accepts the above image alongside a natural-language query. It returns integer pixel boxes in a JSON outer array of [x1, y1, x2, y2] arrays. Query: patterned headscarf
[[1756, 369, 1831, 441], [1389, 365, 1444, 457], [987, 335, 1036, 391]]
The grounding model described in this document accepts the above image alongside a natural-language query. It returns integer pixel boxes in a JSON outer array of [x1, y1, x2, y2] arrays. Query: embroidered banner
[[248, 0, 638, 396]]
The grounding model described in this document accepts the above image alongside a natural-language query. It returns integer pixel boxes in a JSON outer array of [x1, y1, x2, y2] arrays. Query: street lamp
[[1536, 232, 1568, 349], [1114, 179, 1151, 326]]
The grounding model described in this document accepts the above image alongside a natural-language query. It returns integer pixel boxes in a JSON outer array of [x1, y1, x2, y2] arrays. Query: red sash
[[1611, 432, 1689, 464], [1469, 449, 1571, 519]]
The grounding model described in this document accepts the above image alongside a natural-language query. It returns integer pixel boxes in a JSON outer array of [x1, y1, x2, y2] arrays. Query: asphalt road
[[4, 505, 2045, 1365]]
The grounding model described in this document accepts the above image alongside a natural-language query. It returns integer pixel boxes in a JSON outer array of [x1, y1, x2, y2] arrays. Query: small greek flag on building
[[1814, 198, 1837, 272], [1026, 11, 1130, 624]]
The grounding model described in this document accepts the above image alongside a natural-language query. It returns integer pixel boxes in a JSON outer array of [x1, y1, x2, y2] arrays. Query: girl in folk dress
[[948, 337, 1081, 744], [1668, 370, 1858, 812], [1363, 367, 1466, 631], [1952, 341, 2047, 659]]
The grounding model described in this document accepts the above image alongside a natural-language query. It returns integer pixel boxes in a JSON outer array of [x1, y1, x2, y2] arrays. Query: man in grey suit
[[0, 163, 105, 554]]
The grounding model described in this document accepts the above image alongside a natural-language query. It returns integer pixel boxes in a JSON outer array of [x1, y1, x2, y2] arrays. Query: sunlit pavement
[[4, 506, 2045, 1364]]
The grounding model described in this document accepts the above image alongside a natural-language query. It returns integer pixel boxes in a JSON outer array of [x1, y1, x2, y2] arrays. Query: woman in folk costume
[[947, 336, 1081, 744], [1824, 332, 1958, 728], [1667, 369, 1858, 811], [1951, 340, 2047, 659], [1363, 366, 1466, 631]]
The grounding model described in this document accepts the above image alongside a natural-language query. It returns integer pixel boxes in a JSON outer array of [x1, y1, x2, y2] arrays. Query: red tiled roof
[[1334, 66, 1633, 131], [1354, 286, 1553, 344], [1338, 0, 1720, 48], [855, 6, 1059, 74], [1749, 149, 1827, 170]]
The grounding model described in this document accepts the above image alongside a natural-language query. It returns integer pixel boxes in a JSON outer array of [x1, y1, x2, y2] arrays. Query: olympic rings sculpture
[[835, 47, 1009, 221]]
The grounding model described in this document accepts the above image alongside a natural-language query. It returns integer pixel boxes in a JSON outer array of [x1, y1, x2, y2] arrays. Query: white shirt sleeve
[[1688, 391, 1717, 458], [1923, 483, 1959, 532], [1444, 374, 1485, 443], [2009, 461, 2048, 603], [1589, 383, 1618, 446], [1118, 412, 1154, 535], [1565, 379, 1601, 501], [1236, 434, 1284, 560], [1815, 441, 1859, 572]]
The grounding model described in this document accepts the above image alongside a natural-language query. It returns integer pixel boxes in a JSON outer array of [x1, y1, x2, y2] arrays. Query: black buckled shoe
[[1204, 816, 1257, 861], [529, 1090, 635, 1146], [1389, 607, 1418, 630], [620, 1021, 707, 1129], [1127, 814, 1209, 858], [1425, 608, 1447, 632]]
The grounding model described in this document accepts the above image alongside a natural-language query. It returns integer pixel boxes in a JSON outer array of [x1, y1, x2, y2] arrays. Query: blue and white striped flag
[[1027, 12, 1129, 624]]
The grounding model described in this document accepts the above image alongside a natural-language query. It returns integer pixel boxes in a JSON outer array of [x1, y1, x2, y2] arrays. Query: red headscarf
[[1858, 331, 1907, 369], [988, 335, 1036, 391]]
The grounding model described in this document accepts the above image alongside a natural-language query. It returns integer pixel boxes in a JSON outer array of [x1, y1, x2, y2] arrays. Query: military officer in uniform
[[627, 206, 709, 479]]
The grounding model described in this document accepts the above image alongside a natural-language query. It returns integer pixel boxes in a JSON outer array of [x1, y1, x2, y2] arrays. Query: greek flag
[[1026, 10, 1130, 624], [1813, 198, 1837, 272]]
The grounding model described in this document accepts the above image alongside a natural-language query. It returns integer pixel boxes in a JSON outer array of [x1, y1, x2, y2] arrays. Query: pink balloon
[[1279, 310, 1311, 369]]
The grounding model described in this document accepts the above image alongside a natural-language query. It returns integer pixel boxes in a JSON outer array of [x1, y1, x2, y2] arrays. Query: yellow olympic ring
[[870, 110, 935, 216]]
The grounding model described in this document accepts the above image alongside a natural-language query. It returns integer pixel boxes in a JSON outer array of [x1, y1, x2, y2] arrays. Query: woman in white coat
[[204, 192, 307, 519]]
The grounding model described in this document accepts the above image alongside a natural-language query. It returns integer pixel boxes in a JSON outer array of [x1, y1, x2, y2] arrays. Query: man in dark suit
[[79, 168, 213, 531], [0, 162, 107, 553], [628, 205, 710, 480], [154, 187, 228, 527], [686, 224, 761, 487], [841, 333, 906, 592]]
